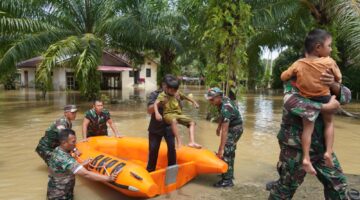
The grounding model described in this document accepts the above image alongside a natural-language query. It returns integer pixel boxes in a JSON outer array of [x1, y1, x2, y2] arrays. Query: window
[[146, 68, 151, 77], [129, 71, 134, 77], [66, 72, 76, 90]]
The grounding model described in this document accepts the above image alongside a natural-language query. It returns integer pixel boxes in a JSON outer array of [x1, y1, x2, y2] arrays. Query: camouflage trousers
[[269, 142, 348, 200], [36, 146, 52, 166], [222, 124, 243, 180], [47, 175, 75, 200]]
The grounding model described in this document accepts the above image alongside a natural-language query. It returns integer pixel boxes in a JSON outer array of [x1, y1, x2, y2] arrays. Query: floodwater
[[0, 86, 359, 200]]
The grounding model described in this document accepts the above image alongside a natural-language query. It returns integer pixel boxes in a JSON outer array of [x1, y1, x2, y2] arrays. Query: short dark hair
[[162, 74, 176, 83], [166, 79, 180, 89], [304, 29, 332, 53], [58, 129, 76, 143]]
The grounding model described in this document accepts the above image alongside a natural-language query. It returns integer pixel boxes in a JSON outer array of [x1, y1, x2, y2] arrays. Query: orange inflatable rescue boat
[[76, 136, 227, 198]]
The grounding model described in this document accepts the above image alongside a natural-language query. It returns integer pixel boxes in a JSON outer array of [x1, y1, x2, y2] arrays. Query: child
[[281, 29, 342, 175], [154, 78, 202, 149]]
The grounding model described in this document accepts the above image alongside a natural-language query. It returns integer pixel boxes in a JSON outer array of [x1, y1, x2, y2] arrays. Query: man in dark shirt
[[146, 75, 177, 172]]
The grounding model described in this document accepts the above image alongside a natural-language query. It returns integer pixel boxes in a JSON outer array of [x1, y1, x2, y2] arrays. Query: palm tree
[[1, 0, 190, 96], [0, 0, 50, 77], [1, 0, 124, 99], [103, 0, 188, 83], [245, 0, 360, 89]]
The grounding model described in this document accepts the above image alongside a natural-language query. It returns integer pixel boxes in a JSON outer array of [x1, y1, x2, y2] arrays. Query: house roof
[[16, 51, 133, 69], [98, 66, 132, 72], [17, 56, 43, 68]]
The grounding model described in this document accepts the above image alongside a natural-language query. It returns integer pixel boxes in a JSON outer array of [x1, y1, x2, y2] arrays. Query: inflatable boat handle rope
[[75, 156, 111, 175]]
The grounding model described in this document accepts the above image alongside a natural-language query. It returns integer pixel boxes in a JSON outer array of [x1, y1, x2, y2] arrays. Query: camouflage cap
[[64, 104, 78, 113], [205, 87, 223, 100]]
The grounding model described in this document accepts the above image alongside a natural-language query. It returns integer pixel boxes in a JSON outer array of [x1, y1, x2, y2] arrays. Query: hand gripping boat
[[76, 136, 227, 198]]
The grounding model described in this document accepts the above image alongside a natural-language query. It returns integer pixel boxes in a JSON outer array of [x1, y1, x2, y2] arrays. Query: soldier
[[47, 129, 118, 200], [36, 105, 79, 165], [268, 71, 353, 199], [206, 87, 244, 187], [82, 100, 121, 140]]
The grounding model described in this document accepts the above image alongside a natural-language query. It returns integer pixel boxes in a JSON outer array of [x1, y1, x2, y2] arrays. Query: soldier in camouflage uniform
[[47, 129, 117, 200], [82, 100, 121, 140], [36, 105, 78, 165], [268, 72, 353, 200], [206, 87, 243, 187]]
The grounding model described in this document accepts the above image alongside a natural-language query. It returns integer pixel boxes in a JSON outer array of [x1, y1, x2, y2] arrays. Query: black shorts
[[310, 95, 331, 103]]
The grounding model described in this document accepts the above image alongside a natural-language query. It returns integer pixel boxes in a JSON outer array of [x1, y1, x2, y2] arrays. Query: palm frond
[[36, 35, 82, 88], [75, 34, 103, 99], [0, 16, 53, 34], [0, 30, 71, 75], [330, 0, 360, 63]]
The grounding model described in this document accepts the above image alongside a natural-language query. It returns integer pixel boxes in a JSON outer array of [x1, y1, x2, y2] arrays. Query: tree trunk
[[158, 49, 176, 84]]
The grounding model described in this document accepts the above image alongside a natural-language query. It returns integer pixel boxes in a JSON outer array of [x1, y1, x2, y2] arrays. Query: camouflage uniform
[[219, 96, 243, 180], [36, 116, 72, 165], [85, 109, 111, 137], [269, 81, 351, 200], [47, 147, 82, 200]]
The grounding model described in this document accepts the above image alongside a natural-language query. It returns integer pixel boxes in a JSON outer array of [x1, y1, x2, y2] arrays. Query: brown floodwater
[[0, 86, 359, 200]]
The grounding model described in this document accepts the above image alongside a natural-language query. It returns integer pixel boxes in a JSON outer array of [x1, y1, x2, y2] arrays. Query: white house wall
[[52, 68, 65, 90], [20, 68, 36, 88], [121, 70, 134, 88], [138, 58, 157, 91]]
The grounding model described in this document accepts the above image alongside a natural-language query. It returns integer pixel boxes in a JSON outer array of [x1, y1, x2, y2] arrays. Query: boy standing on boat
[[47, 129, 118, 200], [153, 78, 202, 149], [206, 87, 243, 188], [146, 74, 177, 172], [36, 105, 78, 165], [82, 100, 121, 140]]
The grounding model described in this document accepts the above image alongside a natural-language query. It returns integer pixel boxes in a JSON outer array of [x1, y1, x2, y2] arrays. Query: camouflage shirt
[[219, 97, 243, 126], [47, 146, 82, 200], [37, 116, 72, 152], [278, 81, 351, 154], [85, 109, 111, 137]]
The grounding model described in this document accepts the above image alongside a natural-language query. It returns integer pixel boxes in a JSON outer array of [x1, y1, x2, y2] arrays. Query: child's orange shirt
[[281, 57, 342, 98]]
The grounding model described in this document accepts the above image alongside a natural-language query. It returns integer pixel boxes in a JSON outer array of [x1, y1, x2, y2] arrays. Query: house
[[17, 51, 158, 91]]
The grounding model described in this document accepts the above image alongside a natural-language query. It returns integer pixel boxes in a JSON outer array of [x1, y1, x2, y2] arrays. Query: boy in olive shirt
[[154, 78, 201, 149]]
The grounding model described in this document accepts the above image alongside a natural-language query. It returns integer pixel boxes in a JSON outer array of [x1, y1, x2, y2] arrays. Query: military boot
[[213, 179, 234, 188], [347, 188, 360, 200]]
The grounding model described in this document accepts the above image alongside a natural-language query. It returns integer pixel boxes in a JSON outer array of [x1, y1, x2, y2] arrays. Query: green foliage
[[342, 66, 360, 100], [2, 0, 360, 97], [0, 71, 18, 90], [272, 48, 302, 89], [246, 0, 360, 91], [203, 0, 253, 94]]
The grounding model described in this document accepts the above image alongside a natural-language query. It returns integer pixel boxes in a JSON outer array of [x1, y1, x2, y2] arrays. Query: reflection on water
[[0, 86, 359, 199]]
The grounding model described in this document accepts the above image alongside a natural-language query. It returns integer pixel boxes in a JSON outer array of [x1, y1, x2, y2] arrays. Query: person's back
[[36, 105, 77, 165]]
